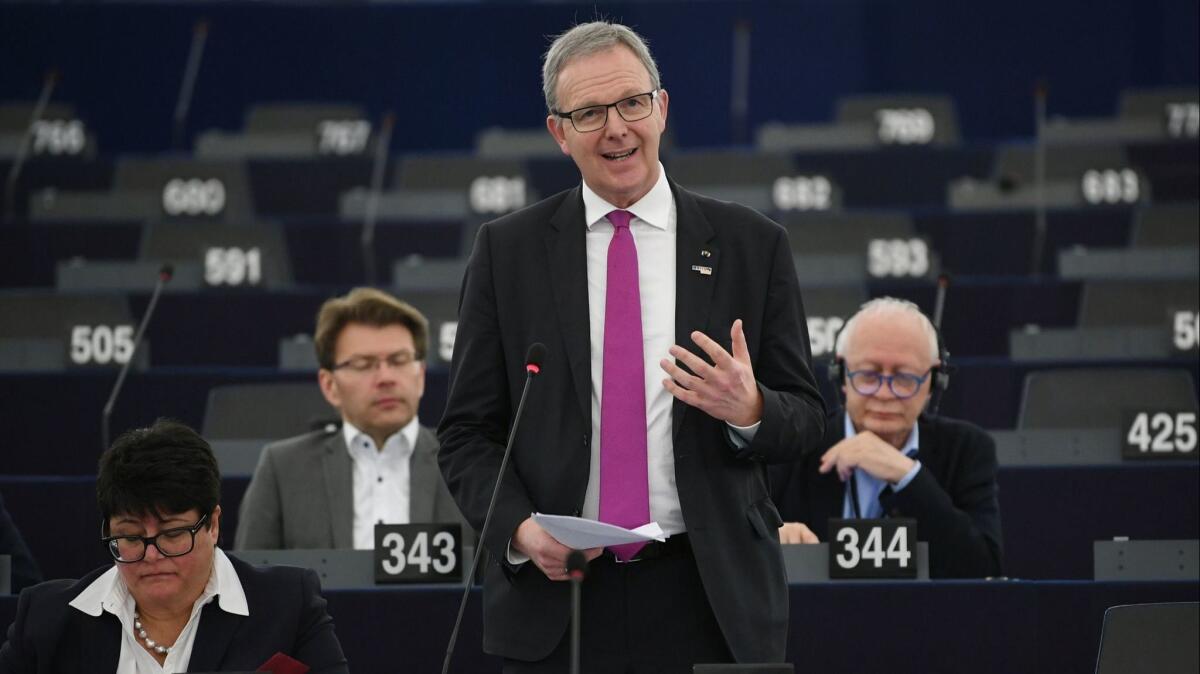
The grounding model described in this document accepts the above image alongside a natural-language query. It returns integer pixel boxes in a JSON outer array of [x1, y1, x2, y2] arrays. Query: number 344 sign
[[829, 519, 917, 579], [374, 523, 463, 584]]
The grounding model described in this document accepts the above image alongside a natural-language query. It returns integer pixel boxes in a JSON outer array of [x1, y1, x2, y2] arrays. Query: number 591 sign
[[829, 519, 917, 579], [374, 523, 462, 584]]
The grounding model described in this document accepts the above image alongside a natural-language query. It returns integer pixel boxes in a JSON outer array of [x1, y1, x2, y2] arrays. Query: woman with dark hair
[[0, 419, 349, 672]]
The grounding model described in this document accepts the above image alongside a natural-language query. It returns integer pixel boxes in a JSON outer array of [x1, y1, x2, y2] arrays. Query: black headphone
[[826, 316, 952, 414]]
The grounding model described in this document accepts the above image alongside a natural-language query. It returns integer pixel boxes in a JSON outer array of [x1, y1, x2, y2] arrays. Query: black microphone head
[[525, 342, 547, 375], [566, 550, 588, 579], [158, 263, 174, 282]]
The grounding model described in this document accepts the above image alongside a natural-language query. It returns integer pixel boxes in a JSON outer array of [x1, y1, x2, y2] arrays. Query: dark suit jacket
[[0, 492, 42, 594], [437, 182, 826, 663], [0, 553, 347, 673], [235, 423, 468, 549], [769, 412, 1003, 578]]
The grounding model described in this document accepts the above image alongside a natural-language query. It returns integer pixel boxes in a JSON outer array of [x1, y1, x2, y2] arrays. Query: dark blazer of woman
[[0, 554, 348, 673]]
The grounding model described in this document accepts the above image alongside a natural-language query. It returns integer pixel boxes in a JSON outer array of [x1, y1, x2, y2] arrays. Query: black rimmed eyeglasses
[[553, 90, 660, 133], [332, 350, 420, 374], [846, 369, 933, 400], [101, 513, 209, 563]]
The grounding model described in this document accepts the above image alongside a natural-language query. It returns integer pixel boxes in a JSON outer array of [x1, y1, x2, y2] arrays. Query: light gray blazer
[[234, 424, 470, 550]]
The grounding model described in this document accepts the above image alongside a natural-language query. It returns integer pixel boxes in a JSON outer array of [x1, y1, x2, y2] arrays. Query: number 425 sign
[[1123, 410, 1198, 460]]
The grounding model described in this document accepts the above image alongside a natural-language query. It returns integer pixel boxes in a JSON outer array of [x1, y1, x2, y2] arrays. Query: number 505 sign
[[374, 523, 462, 584]]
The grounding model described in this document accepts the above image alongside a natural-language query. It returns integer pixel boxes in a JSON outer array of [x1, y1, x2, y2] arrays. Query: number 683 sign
[[374, 523, 462, 584]]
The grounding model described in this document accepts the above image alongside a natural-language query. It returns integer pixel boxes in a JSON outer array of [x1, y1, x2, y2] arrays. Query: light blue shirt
[[841, 412, 922, 519]]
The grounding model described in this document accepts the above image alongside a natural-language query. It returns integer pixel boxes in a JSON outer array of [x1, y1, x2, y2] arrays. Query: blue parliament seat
[[195, 102, 374, 160], [246, 157, 376, 218], [1094, 601, 1199, 674], [1040, 87, 1199, 146], [339, 152, 533, 224], [948, 144, 1140, 211], [756, 94, 962, 152], [202, 381, 338, 475], [667, 150, 798, 214], [1126, 142, 1200, 202], [1133, 202, 1200, 247], [475, 126, 562, 159], [1017, 368, 1198, 429], [201, 381, 336, 441], [0, 291, 146, 372], [0, 102, 97, 161], [1079, 280, 1199, 328], [29, 156, 256, 225], [139, 220, 295, 289]]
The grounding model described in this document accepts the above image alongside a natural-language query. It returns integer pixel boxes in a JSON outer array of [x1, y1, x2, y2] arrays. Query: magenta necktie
[[599, 209, 650, 562]]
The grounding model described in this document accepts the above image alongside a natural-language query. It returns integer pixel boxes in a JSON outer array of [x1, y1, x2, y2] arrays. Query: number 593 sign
[[829, 519, 917, 579], [374, 523, 462, 584]]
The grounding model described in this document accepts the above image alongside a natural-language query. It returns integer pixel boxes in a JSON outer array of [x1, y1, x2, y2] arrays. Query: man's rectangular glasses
[[332, 351, 418, 374], [846, 369, 932, 399], [554, 90, 659, 133], [101, 513, 209, 563]]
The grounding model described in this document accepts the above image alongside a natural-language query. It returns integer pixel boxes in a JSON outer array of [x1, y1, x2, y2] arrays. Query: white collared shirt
[[579, 165, 685, 535], [344, 416, 419, 549], [67, 547, 249, 674]]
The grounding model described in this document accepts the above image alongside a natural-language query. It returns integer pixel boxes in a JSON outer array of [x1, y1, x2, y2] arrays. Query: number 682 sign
[[374, 523, 463, 584]]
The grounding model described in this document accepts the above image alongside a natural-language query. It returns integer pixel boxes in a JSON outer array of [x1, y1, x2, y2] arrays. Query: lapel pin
[[691, 265, 713, 276], [700, 250, 712, 258]]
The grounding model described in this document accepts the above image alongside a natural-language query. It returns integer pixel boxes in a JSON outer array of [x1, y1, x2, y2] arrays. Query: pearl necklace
[[134, 614, 171, 655]]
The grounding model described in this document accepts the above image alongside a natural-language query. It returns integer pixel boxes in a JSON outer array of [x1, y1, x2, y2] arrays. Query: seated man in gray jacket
[[236, 287, 468, 550]]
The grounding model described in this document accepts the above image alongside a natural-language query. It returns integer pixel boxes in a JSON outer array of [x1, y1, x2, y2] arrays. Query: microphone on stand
[[101, 264, 172, 450], [441, 342, 547, 674], [566, 549, 588, 674]]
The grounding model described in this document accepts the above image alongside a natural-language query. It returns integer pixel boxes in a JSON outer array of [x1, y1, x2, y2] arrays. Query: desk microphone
[[441, 342, 546, 674], [101, 264, 172, 450], [566, 549, 588, 674]]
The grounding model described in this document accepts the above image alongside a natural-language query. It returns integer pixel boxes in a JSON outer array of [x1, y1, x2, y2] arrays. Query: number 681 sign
[[374, 523, 462, 584]]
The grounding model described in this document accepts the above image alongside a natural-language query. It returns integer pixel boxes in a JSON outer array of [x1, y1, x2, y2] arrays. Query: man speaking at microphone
[[438, 21, 825, 672]]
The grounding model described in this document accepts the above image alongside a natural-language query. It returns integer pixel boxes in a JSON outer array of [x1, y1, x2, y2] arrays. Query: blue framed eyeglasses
[[845, 369, 932, 399]]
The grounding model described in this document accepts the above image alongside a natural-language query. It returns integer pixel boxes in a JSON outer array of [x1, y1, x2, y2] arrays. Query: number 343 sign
[[374, 523, 462, 584]]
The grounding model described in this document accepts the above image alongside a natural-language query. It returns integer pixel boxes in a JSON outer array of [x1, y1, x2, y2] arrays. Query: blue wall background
[[1, 0, 1196, 155]]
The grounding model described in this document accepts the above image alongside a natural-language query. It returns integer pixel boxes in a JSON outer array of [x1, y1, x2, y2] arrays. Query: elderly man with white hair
[[769, 297, 1003, 578]]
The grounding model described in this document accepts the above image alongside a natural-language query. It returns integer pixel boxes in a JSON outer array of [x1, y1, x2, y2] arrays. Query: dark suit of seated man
[[235, 288, 468, 551], [769, 297, 1003, 579]]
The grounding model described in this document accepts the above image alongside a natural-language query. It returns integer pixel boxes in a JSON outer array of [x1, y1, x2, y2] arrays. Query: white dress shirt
[[508, 166, 760, 562], [67, 547, 249, 674], [344, 416, 419, 549], [579, 166, 686, 535]]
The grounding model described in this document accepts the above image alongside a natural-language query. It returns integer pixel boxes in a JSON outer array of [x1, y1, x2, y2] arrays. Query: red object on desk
[[258, 652, 310, 674]]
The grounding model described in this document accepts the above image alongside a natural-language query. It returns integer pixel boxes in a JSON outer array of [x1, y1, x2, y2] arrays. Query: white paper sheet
[[532, 513, 666, 550]]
